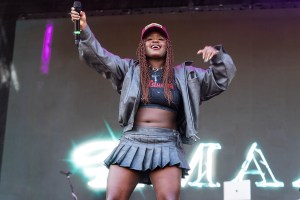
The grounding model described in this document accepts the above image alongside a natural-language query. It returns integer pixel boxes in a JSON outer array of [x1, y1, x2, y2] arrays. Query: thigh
[[106, 165, 140, 200], [149, 166, 182, 200]]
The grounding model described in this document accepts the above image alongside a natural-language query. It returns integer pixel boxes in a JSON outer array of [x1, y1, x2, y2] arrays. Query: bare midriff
[[134, 107, 177, 130]]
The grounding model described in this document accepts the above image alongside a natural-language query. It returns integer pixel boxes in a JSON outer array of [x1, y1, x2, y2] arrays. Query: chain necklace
[[152, 67, 163, 72]]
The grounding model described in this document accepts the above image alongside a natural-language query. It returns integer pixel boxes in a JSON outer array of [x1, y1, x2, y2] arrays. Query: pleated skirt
[[104, 126, 190, 185]]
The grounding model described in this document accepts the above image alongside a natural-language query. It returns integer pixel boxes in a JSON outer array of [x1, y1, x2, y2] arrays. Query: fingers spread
[[197, 46, 219, 62]]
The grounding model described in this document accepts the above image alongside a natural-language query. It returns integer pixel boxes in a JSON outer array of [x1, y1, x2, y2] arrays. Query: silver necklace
[[152, 67, 163, 72], [151, 67, 162, 82]]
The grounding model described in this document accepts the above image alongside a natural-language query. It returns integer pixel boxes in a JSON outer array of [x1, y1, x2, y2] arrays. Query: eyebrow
[[146, 35, 166, 39]]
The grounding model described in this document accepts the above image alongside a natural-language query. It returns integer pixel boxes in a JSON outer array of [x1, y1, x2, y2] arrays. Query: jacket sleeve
[[78, 25, 134, 93], [196, 45, 236, 101]]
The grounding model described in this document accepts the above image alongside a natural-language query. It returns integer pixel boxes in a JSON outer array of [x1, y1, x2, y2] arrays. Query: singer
[[71, 7, 236, 200]]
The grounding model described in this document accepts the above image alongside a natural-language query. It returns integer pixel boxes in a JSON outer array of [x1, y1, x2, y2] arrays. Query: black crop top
[[139, 68, 182, 113]]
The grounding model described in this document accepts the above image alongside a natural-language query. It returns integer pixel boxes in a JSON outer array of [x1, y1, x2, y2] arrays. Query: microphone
[[73, 1, 81, 46]]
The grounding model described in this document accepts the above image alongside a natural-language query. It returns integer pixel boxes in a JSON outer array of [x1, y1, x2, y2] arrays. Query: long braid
[[136, 38, 174, 104], [136, 40, 151, 104], [163, 39, 174, 104]]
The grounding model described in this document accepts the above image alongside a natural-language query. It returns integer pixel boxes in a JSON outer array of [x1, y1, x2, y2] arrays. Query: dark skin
[[107, 32, 182, 200], [135, 31, 177, 130], [71, 8, 219, 200], [135, 108, 177, 130]]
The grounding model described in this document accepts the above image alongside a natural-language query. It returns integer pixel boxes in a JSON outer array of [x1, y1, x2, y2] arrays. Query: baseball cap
[[141, 23, 169, 39]]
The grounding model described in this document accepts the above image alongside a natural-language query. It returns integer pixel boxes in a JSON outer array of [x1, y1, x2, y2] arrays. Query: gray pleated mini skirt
[[104, 126, 190, 185]]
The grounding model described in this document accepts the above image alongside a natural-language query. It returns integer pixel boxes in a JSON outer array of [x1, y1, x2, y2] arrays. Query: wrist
[[81, 23, 87, 31]]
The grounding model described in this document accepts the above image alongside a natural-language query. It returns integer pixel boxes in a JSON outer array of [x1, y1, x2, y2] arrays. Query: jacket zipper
[[184, 63, 197, 136]]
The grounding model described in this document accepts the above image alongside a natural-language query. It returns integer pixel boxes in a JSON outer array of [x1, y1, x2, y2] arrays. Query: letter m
[[182, 143, 221, 188]]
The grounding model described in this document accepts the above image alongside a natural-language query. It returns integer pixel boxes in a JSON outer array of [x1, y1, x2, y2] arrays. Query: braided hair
[[136, 38, 174, 104]]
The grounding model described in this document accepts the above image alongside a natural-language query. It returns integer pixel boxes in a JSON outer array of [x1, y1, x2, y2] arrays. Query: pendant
[[152, 74, 159, 82]]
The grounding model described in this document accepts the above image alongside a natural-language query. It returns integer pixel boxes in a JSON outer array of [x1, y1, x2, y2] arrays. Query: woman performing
[[71, 7, 236, 200]]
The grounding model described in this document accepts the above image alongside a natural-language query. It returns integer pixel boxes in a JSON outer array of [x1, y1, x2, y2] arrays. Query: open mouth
[[151, 45, 161, 50]]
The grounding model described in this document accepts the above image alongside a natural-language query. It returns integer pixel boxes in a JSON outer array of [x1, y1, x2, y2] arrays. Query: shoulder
[[126, 59, 139, 69], [125, 59, 140, 75]]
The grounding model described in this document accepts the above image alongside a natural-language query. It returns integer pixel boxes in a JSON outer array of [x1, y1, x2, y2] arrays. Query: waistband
[[124, 126, 182, 148], [129, 126, 179, 134]]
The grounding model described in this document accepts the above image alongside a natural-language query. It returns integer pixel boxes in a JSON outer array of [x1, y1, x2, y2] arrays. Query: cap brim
[[142, 27, 169, 39]]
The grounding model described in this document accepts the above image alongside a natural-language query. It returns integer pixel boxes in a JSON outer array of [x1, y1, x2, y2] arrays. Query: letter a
[[233, 142, 284, 187]]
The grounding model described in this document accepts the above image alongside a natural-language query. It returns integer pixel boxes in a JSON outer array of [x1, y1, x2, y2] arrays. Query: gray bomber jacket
[[78, 25, 236, 145]]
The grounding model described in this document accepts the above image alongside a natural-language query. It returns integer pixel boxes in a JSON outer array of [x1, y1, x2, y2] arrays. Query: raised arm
[[70, 8, 133, 93], [196, 45, 236, 101]]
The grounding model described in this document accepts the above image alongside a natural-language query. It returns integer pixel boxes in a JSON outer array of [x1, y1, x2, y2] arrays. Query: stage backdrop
[[0, 8, 300, 200]]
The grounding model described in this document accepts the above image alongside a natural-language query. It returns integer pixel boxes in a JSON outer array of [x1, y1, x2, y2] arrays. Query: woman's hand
[[197, 46, 219, 62], [70, 7, 87, 31]]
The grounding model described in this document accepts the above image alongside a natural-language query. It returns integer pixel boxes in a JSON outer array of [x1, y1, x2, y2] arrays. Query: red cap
[[141, 23, 169, 39]]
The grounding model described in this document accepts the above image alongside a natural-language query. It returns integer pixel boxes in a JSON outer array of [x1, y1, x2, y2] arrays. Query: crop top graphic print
[[139, 68, 182, 113]]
